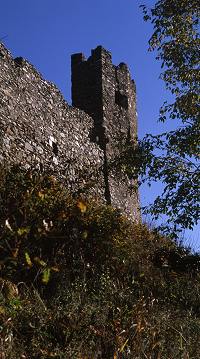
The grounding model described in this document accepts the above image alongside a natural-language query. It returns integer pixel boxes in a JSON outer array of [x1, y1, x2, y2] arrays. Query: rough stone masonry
[[0, 43, 140, 221]]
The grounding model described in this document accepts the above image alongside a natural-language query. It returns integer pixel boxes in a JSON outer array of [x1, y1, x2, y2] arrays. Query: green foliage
[[137, 0, 200, 234], [0, 166, 200, 358]]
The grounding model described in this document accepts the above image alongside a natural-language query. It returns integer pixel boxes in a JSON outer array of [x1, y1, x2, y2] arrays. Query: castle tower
[[71, 46, 140, 220]]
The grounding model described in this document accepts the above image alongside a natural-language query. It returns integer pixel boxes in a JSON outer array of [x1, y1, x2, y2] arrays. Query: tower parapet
[[72, 46, 140, 220]]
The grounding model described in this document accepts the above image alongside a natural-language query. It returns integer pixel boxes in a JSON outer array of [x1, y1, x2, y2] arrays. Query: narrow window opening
[[115, 91, 128, 109], [52, 142, 58, 156]]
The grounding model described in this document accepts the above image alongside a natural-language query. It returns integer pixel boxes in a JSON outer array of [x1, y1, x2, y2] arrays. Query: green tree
[[138, 0, 200, 235]]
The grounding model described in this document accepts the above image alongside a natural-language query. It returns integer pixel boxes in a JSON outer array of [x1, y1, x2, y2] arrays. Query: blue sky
[[1, 0, 199, 250]]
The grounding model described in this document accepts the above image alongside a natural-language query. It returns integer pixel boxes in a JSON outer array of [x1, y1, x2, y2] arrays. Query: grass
[[0, 166, 200, 358]]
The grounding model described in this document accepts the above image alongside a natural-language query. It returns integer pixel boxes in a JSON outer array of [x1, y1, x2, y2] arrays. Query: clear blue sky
[[1, 0, 199, 250]]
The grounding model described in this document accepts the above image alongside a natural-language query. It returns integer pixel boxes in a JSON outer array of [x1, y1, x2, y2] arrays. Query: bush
[[0, 166, 200, 358]]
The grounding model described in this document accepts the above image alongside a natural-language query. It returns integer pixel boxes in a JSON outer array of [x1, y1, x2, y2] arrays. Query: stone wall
[[0, 43, 140, 220], [0, 43, 104, 199]]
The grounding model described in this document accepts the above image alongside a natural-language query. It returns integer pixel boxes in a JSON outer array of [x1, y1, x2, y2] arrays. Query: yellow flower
[[77, 200, 87, 213]]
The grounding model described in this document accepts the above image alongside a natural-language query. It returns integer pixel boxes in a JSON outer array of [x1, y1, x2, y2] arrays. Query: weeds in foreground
[[0, 166, 200, 358]]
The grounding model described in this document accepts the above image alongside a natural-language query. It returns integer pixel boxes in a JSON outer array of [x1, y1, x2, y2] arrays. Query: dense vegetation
[[0, 166, 200, 358]]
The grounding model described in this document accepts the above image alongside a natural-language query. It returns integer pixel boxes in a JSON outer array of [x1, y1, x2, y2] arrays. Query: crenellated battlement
[[71, 46, 137, 142]]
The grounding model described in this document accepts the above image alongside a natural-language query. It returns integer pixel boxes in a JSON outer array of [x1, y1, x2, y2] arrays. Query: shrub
[[0, 165, 200, 358]]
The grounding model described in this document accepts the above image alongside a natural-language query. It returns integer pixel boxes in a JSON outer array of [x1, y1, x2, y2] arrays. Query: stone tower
[[71, 46, 140, 220]]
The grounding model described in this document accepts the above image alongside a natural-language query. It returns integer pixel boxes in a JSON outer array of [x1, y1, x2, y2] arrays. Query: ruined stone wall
[[0, 43, 104, 199], [0, 43, 140, 220]]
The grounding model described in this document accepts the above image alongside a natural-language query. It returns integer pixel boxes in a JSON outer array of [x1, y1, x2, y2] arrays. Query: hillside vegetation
[[0, 166, 200, 358]]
